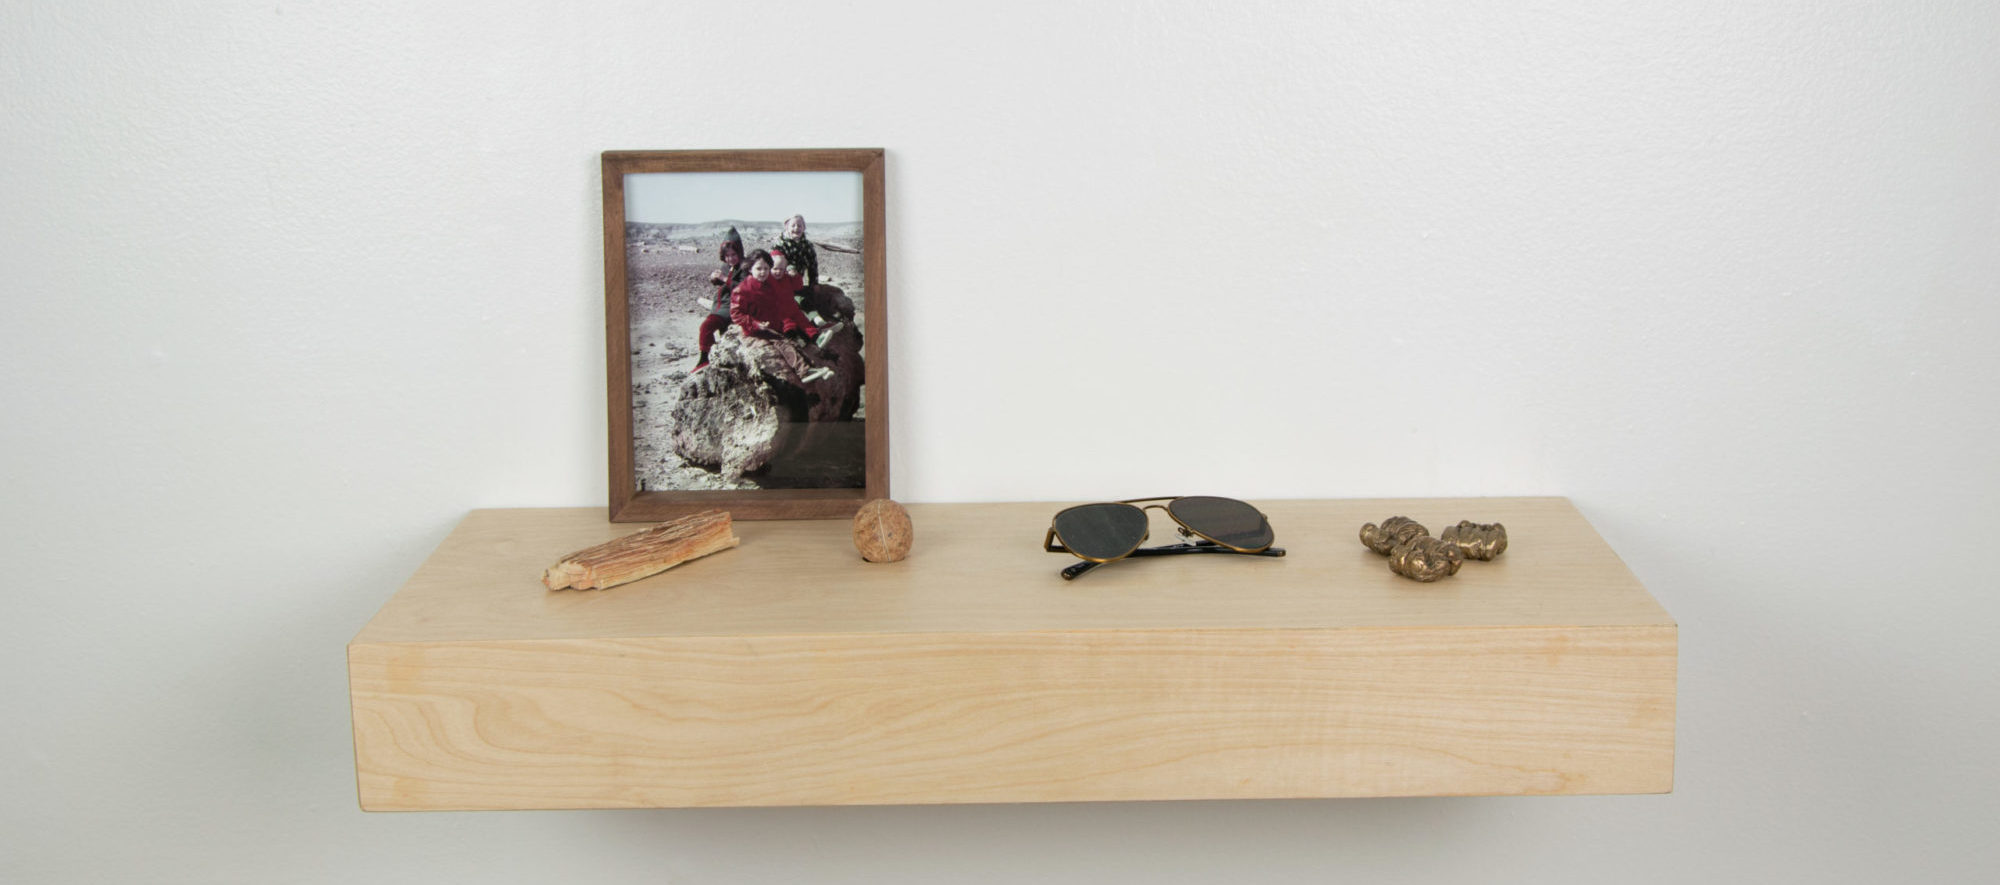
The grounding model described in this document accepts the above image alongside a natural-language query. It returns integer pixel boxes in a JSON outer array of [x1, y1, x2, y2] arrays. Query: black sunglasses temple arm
[[1060, 543, 1287, 580]]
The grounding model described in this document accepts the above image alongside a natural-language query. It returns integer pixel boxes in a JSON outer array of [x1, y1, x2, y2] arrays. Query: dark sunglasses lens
[[1168, 496, 1273, 550], [1052, 503, 1149, 561]]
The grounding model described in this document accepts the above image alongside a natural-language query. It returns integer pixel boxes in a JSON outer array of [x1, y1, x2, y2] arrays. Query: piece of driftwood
[[542, 510, 739, 590], [1440, 520, 1508, 560], [1360, 516, 1429, 555], [1388, 536, 1465, 583], [853, 498, 913, 562]]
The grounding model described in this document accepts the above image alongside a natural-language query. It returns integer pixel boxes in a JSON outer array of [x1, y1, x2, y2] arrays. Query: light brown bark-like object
[[542, 510, 739, 590]]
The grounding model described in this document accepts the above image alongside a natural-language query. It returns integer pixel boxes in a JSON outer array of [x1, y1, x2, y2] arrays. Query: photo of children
[[621, 171, 868, 492]]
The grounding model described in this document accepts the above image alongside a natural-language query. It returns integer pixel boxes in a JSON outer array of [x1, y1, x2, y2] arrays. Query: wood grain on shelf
[[349, 497, 1676, 809]]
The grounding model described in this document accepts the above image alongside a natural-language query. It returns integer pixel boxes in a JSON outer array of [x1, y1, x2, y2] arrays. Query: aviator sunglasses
[[1043, 496, 1286, 580]]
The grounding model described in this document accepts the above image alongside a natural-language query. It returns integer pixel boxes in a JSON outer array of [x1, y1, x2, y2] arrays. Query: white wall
[[4, 1, 1996, 881]]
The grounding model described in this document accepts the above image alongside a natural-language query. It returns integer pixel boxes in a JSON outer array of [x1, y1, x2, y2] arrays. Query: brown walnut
[[852, 498, 913, 563]]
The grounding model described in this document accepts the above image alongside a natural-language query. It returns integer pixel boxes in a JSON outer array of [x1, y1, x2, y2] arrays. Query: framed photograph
[[602, 149, 888, 521]]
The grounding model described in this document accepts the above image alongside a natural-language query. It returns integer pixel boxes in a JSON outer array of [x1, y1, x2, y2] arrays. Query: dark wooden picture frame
[[602, 149, 888, 522]]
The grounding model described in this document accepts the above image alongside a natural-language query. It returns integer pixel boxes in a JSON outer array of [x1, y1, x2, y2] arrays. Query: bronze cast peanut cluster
[[1358, 518, 1508, 582]]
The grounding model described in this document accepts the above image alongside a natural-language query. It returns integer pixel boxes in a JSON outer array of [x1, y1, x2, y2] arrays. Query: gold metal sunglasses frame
[[1043, 496, 1285, 580]]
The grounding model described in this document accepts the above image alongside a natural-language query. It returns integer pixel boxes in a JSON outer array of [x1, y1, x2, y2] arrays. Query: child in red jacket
[[730, 250, 820, 341]]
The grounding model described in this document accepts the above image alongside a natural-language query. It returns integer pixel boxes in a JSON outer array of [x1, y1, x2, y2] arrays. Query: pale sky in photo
[[623, 171, 863, 224]]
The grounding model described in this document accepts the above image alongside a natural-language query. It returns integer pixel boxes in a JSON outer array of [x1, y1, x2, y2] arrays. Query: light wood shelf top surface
[[354, 497, 1669, 645]]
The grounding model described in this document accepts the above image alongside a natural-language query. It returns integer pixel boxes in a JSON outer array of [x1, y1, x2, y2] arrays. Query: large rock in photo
[[669, 323, 865, 482]]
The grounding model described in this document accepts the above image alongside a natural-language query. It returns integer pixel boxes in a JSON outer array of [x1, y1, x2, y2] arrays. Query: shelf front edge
[[350, 622, 1675, 810]]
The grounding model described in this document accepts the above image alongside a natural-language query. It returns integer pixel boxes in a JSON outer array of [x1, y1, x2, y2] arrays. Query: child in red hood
[[693, 227, 749, 371], [730, 250, 820, 341]]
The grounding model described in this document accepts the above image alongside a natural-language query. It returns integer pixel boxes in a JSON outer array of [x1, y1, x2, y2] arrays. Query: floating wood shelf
[[349, 498, 1675, 810]]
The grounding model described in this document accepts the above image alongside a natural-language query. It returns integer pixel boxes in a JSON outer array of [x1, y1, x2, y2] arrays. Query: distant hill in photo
[[627, 220, 863, 245]]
